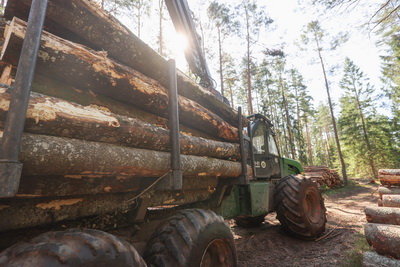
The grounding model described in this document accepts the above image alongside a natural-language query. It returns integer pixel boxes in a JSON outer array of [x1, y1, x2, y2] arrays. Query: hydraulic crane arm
[[165, 0, 227, 104]]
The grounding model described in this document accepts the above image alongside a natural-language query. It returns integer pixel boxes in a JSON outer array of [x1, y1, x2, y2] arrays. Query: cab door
[[251, 119, 281, 179]]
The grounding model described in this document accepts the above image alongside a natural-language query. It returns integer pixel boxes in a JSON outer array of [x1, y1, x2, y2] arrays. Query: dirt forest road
[[232, 179, 379, 267]]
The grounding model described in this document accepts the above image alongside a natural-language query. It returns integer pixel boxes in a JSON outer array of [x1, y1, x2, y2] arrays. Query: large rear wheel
[[144, 209, 237, 267], [274, 175, 326, 240]]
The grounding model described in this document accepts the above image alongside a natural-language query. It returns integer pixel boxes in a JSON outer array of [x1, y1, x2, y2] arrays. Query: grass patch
[[340, 232, 370, 267], [322, 179, 360, 196]]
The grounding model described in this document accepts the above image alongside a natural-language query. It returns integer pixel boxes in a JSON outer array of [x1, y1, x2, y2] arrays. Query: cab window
[[253, 123, 267, 154], [268, 133, 279, 156]]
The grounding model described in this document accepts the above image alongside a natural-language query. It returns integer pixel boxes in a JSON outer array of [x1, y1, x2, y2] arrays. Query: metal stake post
[[238, 107, 250, 184], [167, 59, 182, 190], [0, 0, 48, 197]]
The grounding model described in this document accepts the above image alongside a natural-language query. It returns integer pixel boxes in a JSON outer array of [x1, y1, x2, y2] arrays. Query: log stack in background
[[303, 166, 343, 188], [0, 0, 248, 231], [363, 169, 400, 266]]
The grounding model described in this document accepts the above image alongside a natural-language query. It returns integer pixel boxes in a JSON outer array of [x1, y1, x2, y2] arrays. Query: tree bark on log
[[382, 195, 400, 208], [0, 189, 214, 232], [379, 186, 400, 199], [379, 169, 400, 186], [0, 88, 240, 160], [365, 206, 400, 225], [31, 74, 220, 141], [4, 0, 245, 128], [1, 17, 239, 142], [363, 251, 400, 267], [16, 174, 218, 197], [10, 132, 243, 178], [364, 223, 400, 259]]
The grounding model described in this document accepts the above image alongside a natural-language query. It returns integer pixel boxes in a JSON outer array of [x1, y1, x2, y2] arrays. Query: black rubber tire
[[274, 175, 327, 240], [144, 209, 237, 267], [235, 214, 265, 228], [0, 228, 146, 267]]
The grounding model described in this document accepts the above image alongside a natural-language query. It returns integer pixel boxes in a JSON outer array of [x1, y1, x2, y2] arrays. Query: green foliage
[[338, 58, 378, 178], [338, 58, 399, 177]]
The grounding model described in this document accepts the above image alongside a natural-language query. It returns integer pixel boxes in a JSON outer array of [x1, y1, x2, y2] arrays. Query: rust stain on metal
[[36, 198, 83, 210]]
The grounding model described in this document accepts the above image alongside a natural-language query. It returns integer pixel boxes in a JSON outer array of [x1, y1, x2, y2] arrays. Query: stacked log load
[[303, 166, 343, 188], [363, 169, 400, 266], [0, 0, 248, 231]]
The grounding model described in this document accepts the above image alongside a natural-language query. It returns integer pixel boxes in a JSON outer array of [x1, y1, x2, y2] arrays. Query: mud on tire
[[235, 214, 265, 228], [274, 175, 327, 240], [144, 209, 237, 267], [0, 228, 146, 267]]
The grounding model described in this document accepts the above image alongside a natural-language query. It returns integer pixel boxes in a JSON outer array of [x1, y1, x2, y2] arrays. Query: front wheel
[[144, 209, 237, 267], [274, 175, 327, 240], [0, 228, 146, 267]]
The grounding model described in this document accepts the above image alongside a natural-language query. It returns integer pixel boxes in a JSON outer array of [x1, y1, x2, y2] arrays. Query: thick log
[[1, 17, 239, 142], [379, 186, 400, 199], [4, 0, 245, 128], [382, 195, 400, 208], [31, 74, 220, 141], [379, 169, 400, 186], [0, 88, 240, 160], [363, 251, 400, 267], [364, 223, 400, 259], [0, 189, 214, 232], [16, 174, 218, 197], [11, 133, 242, 178], [365, 206, 400, 225]]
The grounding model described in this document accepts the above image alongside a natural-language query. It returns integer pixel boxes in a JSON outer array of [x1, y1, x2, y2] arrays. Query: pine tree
[[288, 69, 314, 165], [339, 58, 377, 178], [207, 2, 238, 98], [300, 20, 348, 184], [235, 0, 273, 114]]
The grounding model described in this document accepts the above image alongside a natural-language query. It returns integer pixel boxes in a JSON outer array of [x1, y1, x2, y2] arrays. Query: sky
[[182, 0, 386, 111]]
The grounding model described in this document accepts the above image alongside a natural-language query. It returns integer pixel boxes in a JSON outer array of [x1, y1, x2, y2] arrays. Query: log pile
[[363, 169, 400, 265], [0, 0, 248, 230], [303, 166, 343, 188]]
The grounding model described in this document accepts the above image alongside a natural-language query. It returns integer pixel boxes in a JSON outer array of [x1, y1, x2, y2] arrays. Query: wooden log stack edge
[[363, 171, 400, 265], [1, 17, 239, 142], [0, 87, 240, 160], [364, 223, 400, 259], [379, 169, 400, 186], [303, 166, 343, 188], [4, 0, 246, 128], [363, 251, 400, 267]]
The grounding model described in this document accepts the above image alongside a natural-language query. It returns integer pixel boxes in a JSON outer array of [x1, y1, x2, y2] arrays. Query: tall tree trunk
[[245, 7, 253, 115], [280, 79, 296, 159], [217, 26, 224, 98], [137, 3, 141, 38], [318, 49, 348, 184], [158, 0, 164, 56], [304, 116, 314, 165], [353, 82, 377, 178]]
